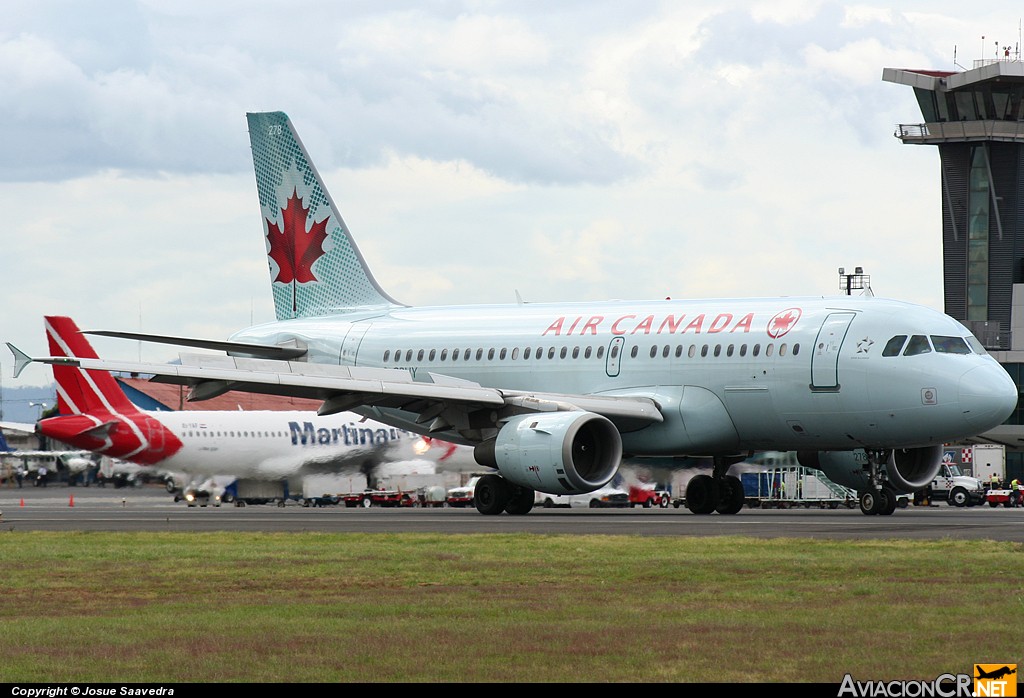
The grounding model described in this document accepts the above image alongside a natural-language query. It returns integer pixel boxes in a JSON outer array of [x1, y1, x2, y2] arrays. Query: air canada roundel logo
[[767, 308, 801, 339]]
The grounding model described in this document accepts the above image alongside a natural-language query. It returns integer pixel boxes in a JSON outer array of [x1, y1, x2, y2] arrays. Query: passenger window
[[903, 335, 932, 356], [931, 336, 971, 354], [560, 347, 567, 359], [584, 347, 592, 359], [487, 348, 495, 360], [793, 343, 800, 356], [779, 344, 787, 357], [662, 345, 670, 358], [598, 346, 606, 359], [429, 349, 436, 361], [688, 345, 696, 358], [572, 347, 579, 359], [499, 348, 507, 360], [548, 347, 556, 359], [713, 345, 721, 357], [383, 350, 390, 362], [675, 345, 682, 358], [726, 345, 734, 357], [406, 350, 413, 362], [882, 336, 907, 357], [630, 346, 639, 358], [766, 344, 774, 357], [753, 344, 760, 357], [701, 345, 708, 357], [441, 349, 448, 361], [512, 348, 519, 360], [417, 349, 425, 361], [525, 347, 532, 360], [650, 346, 658, 359], [739, 345, 747, 357], [476, 349, 483, 360], [452, 348, 460, 361]]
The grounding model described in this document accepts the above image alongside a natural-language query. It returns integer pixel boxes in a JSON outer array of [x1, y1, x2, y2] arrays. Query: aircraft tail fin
[[45, 316, 141, 417], [246, 111, 402, 320]]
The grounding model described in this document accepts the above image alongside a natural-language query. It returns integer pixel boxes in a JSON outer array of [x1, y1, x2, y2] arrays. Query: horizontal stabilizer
[[82, 330, 307, 360]]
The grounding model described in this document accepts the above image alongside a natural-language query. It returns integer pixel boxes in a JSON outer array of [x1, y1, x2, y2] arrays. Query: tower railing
[[895, 121, 1024, 144]]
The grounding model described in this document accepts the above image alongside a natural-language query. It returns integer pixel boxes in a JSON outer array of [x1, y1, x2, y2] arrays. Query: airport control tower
[[883, 57, 1024, 351], [884, 53, 1024, 470]]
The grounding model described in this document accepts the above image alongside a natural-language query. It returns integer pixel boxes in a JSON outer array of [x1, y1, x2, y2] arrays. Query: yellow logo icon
[[974, 664, 1017, 697]]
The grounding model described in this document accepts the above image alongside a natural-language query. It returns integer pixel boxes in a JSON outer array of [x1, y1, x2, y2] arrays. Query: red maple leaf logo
[[767, 308, 802, 339], [266, 188, 329, 284]]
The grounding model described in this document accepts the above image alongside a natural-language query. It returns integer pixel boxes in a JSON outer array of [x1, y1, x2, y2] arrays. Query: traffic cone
[[19, 498, 24, 507], [69, 495, 74, 507]]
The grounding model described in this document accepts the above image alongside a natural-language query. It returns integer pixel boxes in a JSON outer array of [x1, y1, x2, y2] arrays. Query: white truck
[[966, 444, 1005, 485], [928, 463, 985, 507]]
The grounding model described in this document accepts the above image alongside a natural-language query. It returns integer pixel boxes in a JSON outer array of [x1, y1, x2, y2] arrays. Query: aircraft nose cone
[[958, 364, 1018, 431]]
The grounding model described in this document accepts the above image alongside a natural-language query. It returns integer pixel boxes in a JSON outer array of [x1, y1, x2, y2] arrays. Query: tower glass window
[[967, 146, 989, 322]]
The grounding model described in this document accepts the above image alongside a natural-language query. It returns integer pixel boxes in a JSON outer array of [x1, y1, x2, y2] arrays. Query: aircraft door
[[606, 337, 624, 377], [810, 312, 855, 391], [340, 324, 371, 366]]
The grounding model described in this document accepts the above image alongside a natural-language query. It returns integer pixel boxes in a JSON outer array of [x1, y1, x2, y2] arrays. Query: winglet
[[7, 343, 34, 379]]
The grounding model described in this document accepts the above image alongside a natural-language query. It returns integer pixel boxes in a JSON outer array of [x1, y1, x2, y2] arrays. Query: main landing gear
[[473, 474, 535, 515], [685, 455, 746, 515], [857, 448, 898, 516]]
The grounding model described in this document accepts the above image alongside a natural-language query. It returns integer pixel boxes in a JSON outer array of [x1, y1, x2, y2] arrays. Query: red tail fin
[[44, 316, 140, 416]]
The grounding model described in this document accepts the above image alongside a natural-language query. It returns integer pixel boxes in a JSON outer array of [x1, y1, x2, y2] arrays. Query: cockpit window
[[966, 336, 987, 355], [931, 336, 971, 354], [882, 336, 907, 357], [903, 335, 932, 356]]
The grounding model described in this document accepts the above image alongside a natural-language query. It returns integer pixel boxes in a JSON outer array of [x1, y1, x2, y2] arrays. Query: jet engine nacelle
[[797, 445, 944, 494], [474, 411, 622, 495]]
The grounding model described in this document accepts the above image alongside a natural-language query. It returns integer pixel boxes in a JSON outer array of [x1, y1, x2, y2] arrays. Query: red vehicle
[[629, 486, 670, 508], [342, 489, 418, 508], [985, 485, 1023, 508]]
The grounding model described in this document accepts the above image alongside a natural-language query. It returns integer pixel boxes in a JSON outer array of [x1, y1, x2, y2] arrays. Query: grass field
[[1, 531, 1021, 683]]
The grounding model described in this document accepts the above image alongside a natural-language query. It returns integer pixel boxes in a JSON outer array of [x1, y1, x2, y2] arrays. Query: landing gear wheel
[[686, 474, 719, 515], [879, 488, 897, 516], [474, 475, 511, 515], [504, 486, 535, 515], [715, 475, 745, 515], [859, 490, 882, 515]]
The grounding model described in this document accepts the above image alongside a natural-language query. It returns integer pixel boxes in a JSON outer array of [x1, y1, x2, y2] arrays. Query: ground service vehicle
[[628, 486, 669, 508], [929, 462, 985, 507], [985, 485, 1022, 508], [342, 489, 418, 508], [446, 476, 481, 507]]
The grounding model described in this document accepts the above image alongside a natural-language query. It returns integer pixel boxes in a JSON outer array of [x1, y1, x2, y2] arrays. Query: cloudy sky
[[3, 0, 1021, 386]]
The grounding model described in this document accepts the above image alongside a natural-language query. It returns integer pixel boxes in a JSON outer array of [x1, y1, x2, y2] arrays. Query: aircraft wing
[[13, 350, 664, 441]]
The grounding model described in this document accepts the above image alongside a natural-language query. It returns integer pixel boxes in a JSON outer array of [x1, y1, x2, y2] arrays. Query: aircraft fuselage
[[231, 295, 1017, 455]]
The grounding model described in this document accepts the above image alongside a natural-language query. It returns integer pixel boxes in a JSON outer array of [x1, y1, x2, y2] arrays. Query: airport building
[[884, 55, 1024, 476]]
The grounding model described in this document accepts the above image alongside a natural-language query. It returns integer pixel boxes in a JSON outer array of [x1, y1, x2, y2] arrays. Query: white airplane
[[15, 111, 1017, 517], [12, 316, 465, 499]]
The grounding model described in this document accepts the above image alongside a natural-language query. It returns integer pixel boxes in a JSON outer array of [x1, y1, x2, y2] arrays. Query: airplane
[[13, 111, 1018, 517], [12, 315, 468, 500], [975, 666, 1016, 681]]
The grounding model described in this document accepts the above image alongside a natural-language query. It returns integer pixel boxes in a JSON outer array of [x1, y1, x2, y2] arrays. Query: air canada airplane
[[16, 112, 1018, 517], [12, 316, 458, 494]]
